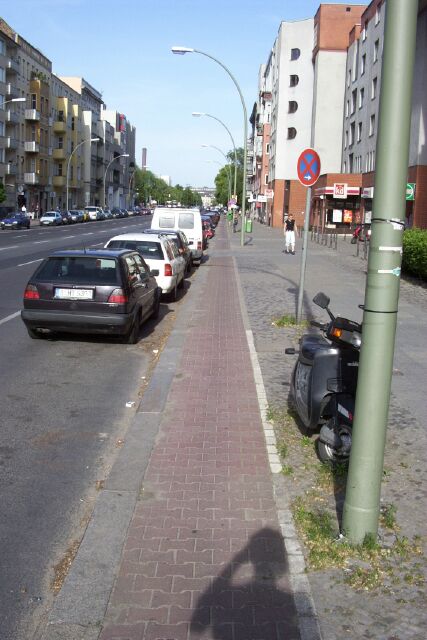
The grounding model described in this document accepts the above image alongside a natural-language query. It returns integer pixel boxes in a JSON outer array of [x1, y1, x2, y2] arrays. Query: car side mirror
[[150, 269, 159, 277]]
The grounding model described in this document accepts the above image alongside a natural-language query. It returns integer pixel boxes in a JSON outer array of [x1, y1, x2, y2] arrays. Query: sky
[[1, 0, 364, 188]]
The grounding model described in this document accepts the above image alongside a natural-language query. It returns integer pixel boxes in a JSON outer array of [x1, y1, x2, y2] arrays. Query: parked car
[[140, 207, 151, 216], [1, 212, 31, 230], [103, 209, 113, 220], [144, 229, 192, 274], [84, 206, 104, 221], [68, 209, 85, 223], [40, 211, 63, 226], [21, 249, 161, 343], [150, 207, 204, 265], [120, 209, 129, 218], [105, 232, 186, 300], [111, 207, 123, 218]]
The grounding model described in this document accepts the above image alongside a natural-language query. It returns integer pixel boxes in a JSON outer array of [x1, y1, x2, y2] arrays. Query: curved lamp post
[[104, 153, 129, 208], [202, 144, 232, 202], [66, 137, 100, 211], [192, 112, 237, 198], [205, 159, 232, 203], [172, 46, 248, 246], [2, 97, 26, 108]]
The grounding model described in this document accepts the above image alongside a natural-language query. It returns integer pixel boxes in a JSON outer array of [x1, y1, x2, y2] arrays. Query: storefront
[[311, 176, 362, 232]]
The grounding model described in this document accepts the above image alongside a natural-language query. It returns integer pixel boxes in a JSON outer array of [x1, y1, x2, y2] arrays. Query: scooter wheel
[[316, 424, 352, 464]]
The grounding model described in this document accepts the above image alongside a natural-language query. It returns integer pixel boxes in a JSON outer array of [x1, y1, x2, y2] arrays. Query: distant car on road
[[21, 249, 161, 343], [84, 206, 103, 221], [68, 210, 85, 223], [40, 211, 63, 226], [1, 212, 31, 230]]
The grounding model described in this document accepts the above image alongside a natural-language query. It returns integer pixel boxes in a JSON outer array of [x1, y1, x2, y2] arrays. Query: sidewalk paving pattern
[[42, 217, 426, 640], [99, 224, 302, 639]]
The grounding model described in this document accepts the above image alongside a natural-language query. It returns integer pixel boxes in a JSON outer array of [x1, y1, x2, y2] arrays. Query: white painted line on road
[[82, 232, 94, 235], [63, 235, 76, 239], [0, 311, 20, 326], [34, 240, 50, 244], [18, 258, 43, 267], [0, 245, 19, 251], [90, 242, 103, 247]]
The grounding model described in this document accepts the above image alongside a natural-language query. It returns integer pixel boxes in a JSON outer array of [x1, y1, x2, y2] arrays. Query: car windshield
[[108, 240, 163, 260], [178, 213, 194, 229], [35, 257, 120, 284]]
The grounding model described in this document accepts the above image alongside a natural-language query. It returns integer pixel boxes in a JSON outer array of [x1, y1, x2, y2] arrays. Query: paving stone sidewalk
[[98, 223, 306, 639]]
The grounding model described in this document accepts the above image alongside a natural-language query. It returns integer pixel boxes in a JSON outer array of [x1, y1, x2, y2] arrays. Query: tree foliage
[[133, 168, 201, 207], [214, 147, 244, 207]]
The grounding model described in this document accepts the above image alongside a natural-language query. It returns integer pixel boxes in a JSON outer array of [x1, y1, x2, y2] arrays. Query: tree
[[133, 168, 202, 207], [214, 147, 244, 207], [0, 183, 6, 204]]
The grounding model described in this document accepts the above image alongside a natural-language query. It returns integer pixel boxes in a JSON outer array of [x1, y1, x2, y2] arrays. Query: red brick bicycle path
[[99, 222, 301, 640]]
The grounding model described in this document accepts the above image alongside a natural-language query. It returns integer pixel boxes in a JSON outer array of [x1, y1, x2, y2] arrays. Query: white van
[[150, 207, 204, 264]]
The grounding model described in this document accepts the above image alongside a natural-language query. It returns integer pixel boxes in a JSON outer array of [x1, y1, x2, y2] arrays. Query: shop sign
[[361, 187, 374, 198], [406, 183, 415, 201], [257, 195, 267, 203], [333, 183, 348, 198]]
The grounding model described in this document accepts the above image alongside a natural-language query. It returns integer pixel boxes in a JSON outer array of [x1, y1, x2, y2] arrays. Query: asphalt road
[[0, 216, 171, 640]]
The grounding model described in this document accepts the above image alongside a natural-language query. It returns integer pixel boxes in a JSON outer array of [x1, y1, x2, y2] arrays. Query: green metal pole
[[342, 0, 418, 544]]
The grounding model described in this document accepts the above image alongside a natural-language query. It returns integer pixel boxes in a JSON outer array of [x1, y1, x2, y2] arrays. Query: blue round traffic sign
[[297, 148, 321, 187]]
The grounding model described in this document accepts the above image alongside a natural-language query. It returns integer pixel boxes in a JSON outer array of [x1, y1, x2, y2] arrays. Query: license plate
[[54, 288, 94, 300]]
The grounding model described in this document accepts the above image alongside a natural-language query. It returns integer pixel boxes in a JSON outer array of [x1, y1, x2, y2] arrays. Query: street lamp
[[205, 159, 231, 203], [192, 112, 237, 197], [66, 138, 100, 211], [172, 46, 248, 246], [201, 144, 233, 202], [103, 153, 129, 209], [1, 97, 26, 108]]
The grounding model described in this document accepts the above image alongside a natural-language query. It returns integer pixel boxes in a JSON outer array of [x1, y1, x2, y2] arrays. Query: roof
[[49, 249, 134, 258]]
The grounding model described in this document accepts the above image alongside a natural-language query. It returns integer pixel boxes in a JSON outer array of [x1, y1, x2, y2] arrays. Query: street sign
[[265, 189, 274, 199], [257, 195, 267, 203], [406, 182, 415, 200], [297, 148, 321, 187]]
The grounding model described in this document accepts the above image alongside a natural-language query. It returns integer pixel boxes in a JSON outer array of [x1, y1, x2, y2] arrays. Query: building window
[[374, 39, 379, 62], [345, 100, 350, 117], [359, 87, 364, 108], [350, 122, 355, 146], [287, 127, 297, 139], [357, 122, 362, 142], [371, 77, 377, 99], [349, 154, 354, 172], [31, 94, 37, 109], [0, 66, 4, 83], [362, 24, 367, 41], [288, 100, 298, 113], [369, 114, 376, 136], [71, 116, 75, 131], [361, 54, 366, 76], [58, 136, 64, 149], [58, 110, 64, 122], [347, 69, 351, 87], [0, 38, 5, 55], [264, 174, 269, 185], [345, 130, 349, 148], [266, 143, 270, 154], [351, 89, 357, 114], [289, 75, 299, 87], [290, 48, 300, 60], [58, 162, 63, 176]]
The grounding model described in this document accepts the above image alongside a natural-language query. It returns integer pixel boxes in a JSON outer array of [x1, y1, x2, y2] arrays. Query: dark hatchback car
[[1, 212, 31, 230], [21, 249, 161, 343], [144, 229, 192, 274]]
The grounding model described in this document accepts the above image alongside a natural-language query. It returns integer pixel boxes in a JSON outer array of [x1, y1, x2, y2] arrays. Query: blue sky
[[1, 0, 363, 187]]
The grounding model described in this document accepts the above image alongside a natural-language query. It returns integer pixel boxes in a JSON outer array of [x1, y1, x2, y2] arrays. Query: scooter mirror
[[313, 292, 330, 309]]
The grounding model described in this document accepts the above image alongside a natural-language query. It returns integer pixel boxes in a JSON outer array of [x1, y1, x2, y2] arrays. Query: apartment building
[[248, 63, 271, 224], [342, 0, 427, 229], [250, 5, 365, 229], [101, 108, 136, 209], [0, 18, 136, 215]]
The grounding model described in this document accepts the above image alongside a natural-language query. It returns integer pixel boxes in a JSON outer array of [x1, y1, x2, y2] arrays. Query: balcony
[[6, 109, 20, 125], [6, 163, 17, 175], [25, 141, 40, 153], [53, 175, 66, 188], [6, 137, 18, 150], [6, 58, 20, 75], [53, 148, 66, 160], [25, 109, 40, 121], [53, 120, 66, 134], [24, 172, 40, 185], [6, 83, 19, 100]]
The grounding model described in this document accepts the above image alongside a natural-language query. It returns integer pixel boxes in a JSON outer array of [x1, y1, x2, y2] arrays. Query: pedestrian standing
[[284, 214, 297, 254], [233, 210, 238, 233]]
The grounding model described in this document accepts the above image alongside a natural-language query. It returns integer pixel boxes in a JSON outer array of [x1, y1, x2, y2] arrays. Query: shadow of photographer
[[190, 527, 299, 639]]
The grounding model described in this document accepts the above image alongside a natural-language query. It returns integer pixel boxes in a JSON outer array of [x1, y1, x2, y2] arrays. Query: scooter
[[351, 225, 371, 244], [285, 292, 362, 463]]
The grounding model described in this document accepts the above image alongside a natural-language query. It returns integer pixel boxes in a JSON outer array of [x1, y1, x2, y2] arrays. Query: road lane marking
[[63, 235, 76, 239], [90, 242, 103, 247], [18, 258, 43, 267], [0, 245, 19, 251], [34, 240, 50, 244], [82, 232, 94, 235], [0, 311, 20, 326]]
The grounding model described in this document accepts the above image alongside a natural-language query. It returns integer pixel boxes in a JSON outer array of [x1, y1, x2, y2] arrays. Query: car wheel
[[151, 293, 161, 319], [27, 327, 43, 339], [123, 311, 140, 344]]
